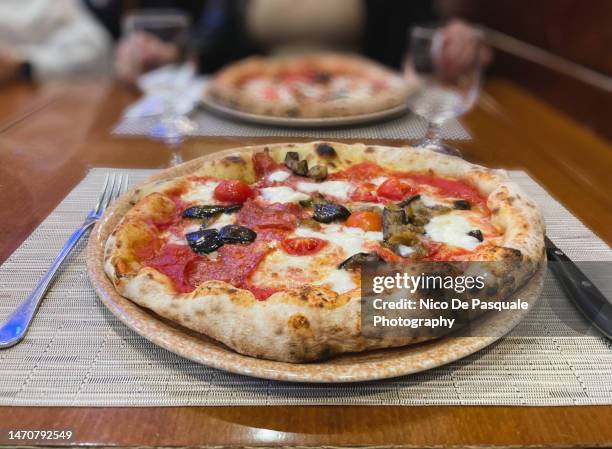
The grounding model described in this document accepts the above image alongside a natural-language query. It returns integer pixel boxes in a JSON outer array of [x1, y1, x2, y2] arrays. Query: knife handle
[[547, 245, 612, 339]]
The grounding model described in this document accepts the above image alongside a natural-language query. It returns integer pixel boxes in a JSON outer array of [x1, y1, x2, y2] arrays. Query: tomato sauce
[[329, 162, 384, 181], [138, 154, 493, 297], [402, 173, 485, 207]]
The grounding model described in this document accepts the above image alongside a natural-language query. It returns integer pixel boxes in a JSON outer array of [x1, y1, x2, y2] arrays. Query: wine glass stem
[[424, 122, 442, 146], [169, 142, 183, 166]]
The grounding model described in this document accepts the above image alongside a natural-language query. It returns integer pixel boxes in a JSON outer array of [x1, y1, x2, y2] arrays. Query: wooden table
[[0, 78, 611, 448]]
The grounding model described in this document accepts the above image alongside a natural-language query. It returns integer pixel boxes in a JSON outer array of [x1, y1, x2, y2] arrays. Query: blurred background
[[0, 0, 609, 136], [0, 0, 610, 262]]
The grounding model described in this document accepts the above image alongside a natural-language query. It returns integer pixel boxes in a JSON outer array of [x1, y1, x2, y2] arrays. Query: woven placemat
[[113, 109, 471, 141], [0, 168, 610, 407]]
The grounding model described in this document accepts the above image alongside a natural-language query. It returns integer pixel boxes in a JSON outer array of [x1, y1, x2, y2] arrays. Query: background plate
[[200, 94, 409, 128], [87, 144, 543, 383]]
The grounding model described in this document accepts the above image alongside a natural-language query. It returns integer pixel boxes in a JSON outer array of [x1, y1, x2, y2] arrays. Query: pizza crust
[[206, 53, 412, 118], [104, 142, 545, 362]]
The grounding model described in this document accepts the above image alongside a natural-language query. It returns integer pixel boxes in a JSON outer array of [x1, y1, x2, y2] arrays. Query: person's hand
[[0, 49, 23, 84], [436, 20, 492, 81], [114, 31, 180, 84]]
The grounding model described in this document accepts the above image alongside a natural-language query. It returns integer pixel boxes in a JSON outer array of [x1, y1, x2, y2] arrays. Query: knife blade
[[545, 236, 612, 339]]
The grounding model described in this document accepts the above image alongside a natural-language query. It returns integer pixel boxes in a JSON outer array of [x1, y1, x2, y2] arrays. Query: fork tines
[[95, 173, 129, 216]]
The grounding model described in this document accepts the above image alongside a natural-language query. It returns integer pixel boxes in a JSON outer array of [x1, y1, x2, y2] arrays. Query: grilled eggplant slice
[[313, 203, 351, 223], [182, 204, 242, 219], [218, 225, 257, 244], [186, 229, 224, 254], [338, 252, 384, 270]]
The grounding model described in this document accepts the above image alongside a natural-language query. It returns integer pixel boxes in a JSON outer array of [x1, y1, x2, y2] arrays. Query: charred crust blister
[[223, 155, 245, 164], [315, 143, 337, 157]]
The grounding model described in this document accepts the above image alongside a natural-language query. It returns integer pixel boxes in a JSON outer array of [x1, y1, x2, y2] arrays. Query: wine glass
[[122, 9, 193, 165], [404, 25, 483, 157]]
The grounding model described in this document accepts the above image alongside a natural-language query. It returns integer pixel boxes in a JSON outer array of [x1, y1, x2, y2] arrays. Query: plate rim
[[200, 92, 409, 128], [86, 144, 543, 383]]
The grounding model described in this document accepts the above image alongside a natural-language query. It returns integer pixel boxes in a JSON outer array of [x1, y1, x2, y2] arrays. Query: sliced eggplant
[[218, 225, 257, 244], [284, 152, 299, 165], [338, 252, 384, 270], [307, 164, 328, 180], [313, 203, 351, 223], [468, 229, 484, 242], [300, 218, 321, 230], [284, 152, 308, 176], [453, 199, 471, 210], [186, 229, 224, 254], [382, 204, 405, 241], [182, 204, 242, 219], [383, 203, 425, 246], [386, 226, 422, 246], [292, 159, 309, 176], [398, 194, 421, 207], [298, 198, 312, 208]]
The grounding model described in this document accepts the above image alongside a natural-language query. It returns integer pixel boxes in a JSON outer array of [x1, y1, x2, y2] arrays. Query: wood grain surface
[[0, 78, 610, 448]]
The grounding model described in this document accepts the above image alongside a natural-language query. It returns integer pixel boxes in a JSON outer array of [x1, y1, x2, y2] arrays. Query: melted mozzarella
[[314, 269, 357, 294], [294, 224, 382, 258], [419, 194, 444, 208], [267, 170, 291, 182], [260, 186, 309, 204], [295, 180, 354, 200], [181, 181, 219, 203], [397, 244, 414, 257], [425, 213, 482, 250], [250, 248, 333, 288], [209, 213, 236, 229], [371, 177, 388, 187], [165, 232, 187, 245]]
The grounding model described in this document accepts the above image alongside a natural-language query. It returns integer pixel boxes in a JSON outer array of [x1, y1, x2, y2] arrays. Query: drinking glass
[[122, 9, 193, 166], [404, 25, 483, 157]]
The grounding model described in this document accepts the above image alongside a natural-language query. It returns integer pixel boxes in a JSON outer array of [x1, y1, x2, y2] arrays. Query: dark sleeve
[[362, 0, 437, 69], [81, 0, 122, 40], [190, 0, 256, 74]]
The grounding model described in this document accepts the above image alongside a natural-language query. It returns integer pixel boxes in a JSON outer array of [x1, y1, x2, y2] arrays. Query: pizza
[[206, 53, 411, 118], [103, 142, 545, 362]]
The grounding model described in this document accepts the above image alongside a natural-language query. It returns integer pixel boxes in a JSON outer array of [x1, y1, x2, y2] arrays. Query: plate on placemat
[[87, 145, 544, 383], [200, 93, 409, 128]]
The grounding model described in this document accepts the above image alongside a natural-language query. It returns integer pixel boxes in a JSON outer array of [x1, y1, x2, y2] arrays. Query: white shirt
[[0, 0, 111, 79], [247, 0, 365, 55]]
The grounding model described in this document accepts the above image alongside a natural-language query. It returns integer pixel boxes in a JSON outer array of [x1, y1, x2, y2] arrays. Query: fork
[[0, 173, 129, 349]]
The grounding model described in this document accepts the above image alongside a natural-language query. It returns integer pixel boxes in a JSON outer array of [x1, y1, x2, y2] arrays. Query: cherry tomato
[[281, 237, 327, 256], [350, 182, 378, 202], [213, 180, 253, 203], [376, 178, 415, 200], [345, 210, 382, 232]]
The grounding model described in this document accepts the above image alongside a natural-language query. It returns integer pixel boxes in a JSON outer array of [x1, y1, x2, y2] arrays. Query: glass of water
[[404, 25, 483, 157], [122, 9, 193, 166]]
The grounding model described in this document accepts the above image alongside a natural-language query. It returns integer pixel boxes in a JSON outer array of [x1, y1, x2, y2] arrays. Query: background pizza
[[103, 143, 545, 363], [206, 53, 411, 118]]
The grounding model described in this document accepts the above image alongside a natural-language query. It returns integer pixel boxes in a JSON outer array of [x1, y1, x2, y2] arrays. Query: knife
[[545, 236, 612, 339]]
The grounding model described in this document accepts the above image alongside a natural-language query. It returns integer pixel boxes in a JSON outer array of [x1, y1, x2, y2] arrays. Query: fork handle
[[0, 221, 95, 349]]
